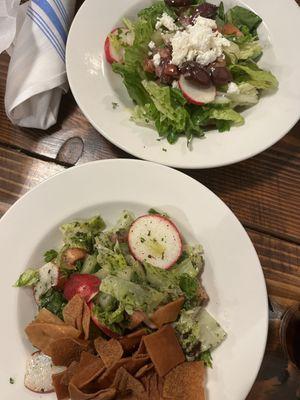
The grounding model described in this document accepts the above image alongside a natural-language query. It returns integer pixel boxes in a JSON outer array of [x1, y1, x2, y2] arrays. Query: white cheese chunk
[[34, 262, 58, 304], [227, 82, 240, 94], [153, 53, 161, 67], [156, 12, 178, 31], [171, 15, 230, 66]]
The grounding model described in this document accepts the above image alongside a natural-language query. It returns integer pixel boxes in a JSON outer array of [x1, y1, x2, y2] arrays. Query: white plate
[[0, 159, 267, 400], [66, 0, 300, 169]]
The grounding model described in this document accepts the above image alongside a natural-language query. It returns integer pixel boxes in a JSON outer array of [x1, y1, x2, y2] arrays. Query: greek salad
[[105, 0, 278, 145]]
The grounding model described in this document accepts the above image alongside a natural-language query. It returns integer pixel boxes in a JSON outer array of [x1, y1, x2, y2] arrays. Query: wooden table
[[1, 7, 300, 398]]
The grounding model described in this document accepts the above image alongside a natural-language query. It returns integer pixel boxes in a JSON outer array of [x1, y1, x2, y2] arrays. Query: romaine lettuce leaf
[[100, 275, 167, 314], [225, 6, 262, 33], [210, 106, 244, 126], [137, 1, 177, 22], [14, 268, 39, 287], [227, 82, 259, 107], [230, 61, 279, 90], [239, 41, 262, 61], [175, 307, 226, 359]]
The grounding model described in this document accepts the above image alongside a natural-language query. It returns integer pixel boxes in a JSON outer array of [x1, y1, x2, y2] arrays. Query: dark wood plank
[[0, 146, 65, 216], [1, 52, 300, 244]]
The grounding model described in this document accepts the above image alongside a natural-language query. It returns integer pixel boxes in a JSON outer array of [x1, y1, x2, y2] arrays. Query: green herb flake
[[140, 237, 145, 243], [162, 148, 167, 152], [9, 378, 15, 384], [43, 249, 58, 263], [112, 102, 119, 109]]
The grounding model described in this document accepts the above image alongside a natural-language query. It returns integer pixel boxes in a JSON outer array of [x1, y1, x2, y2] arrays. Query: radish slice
[[179, 75, 216, 105], [88, 302, 120, 338], [34, 263, 59, 305], [24, 352, 65, 393], [128, 215, 182, 269], [104, 28, 134, 64], [63, 274, 100, 303]]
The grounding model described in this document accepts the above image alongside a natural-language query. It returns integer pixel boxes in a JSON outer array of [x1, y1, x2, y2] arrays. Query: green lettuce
[[14, 268, 39, 287], [39, 288, 66, 319], [175, 307, 227, 360], [227, 82, 259, 107], [226, 6, 262, 33], [239, 41, 262, 60], [230, 61, 279, 90], [100, 275, 167, 315], [210, 107, 244, 126]]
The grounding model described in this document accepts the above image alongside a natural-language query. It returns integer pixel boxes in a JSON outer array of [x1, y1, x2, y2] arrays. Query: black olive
[[164, 0, 192, 7], [210, 66, 233, 85], [180, 61, 212, 87], [190, 2, 218, 23], [163, 63, 180, 77]]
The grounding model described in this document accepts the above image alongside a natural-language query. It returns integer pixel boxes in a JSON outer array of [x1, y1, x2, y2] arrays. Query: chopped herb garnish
[[147, 230, 151, 236], [43, 249, 58, 263], [140, 237, 145, 243], [9, 378, 15, 384], [112, 102, 119, 109], [162, 148, 167, 152]]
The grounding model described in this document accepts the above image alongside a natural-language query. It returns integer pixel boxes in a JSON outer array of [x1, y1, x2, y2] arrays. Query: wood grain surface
[[0, 1, 299, 398]]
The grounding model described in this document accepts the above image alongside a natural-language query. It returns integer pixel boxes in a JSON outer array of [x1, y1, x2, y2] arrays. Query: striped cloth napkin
[[2, 0, 76, 129]]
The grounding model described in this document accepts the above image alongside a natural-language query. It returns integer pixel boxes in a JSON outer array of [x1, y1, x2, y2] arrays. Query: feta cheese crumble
[[227, 82, 240, 94], [153, 53, 161, 67], [156, 12, 178, 31], [148, 41, 155, 50], [172, 80, 179, 89], [171, 15, 230, 66]]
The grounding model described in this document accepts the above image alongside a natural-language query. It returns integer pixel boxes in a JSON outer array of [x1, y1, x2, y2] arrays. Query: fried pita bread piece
[[119, 329, 147, 354], [49, 337, 89, 366], [113, 367, 145, 398], [143, 325, 185, 377], [133, 340, 146, 358], [163, 361, 206, 400], [97, 355, 149, 389], [94, 337, 124, 368], [25, 321, 81, 356], [68, 383, 116, 400], [70, 358, 105, 389], [127, 311, 146, 330], [52, 372, 69, 400], [134, 363, 154, 379], [82, 301, 91, 340], [150, 297, 184, 329], [63, 294, 84, 330], [36, 308, 64, 325]]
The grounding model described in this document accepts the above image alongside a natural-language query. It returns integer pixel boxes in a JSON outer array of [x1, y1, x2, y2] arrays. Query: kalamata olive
[[210, 66, 232, 85], [180, 61, 212, 87], [143, 58, 155, 73], [163, 64, 180, 77], [191, 2, 218, 21], [165, 0, 192, 7]]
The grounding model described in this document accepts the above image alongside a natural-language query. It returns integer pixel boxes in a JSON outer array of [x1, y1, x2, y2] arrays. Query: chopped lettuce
[[96, 244, 128, 274], [230, 61, 278, 90], [175, 307, 227, 360], [239, 41, 262, 61], [227, 82, 259, 107], [60, 216, 105, 252], [14, 268, 39, 287], [81, 254, 98, 274], [100, 275, 167, 315], [43, 249, 58, 263], [225, 6, 262, 33], [137, 1, 177, 22], [224, 41, 240, 64], [39, 288, 66, 319], [210, 107, 244, 127], [112, 210, 135, 234]]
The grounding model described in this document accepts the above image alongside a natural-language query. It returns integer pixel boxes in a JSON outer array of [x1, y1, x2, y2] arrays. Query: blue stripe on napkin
[[32, 0, 67, 44], [27, 6, 65, 61], [53, 0, 69, 27]]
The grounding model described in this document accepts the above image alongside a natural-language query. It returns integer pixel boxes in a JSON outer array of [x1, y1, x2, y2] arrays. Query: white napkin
[[2, 0, 76, 129]]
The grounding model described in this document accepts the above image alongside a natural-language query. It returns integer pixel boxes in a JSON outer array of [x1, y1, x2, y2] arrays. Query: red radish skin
[[63, 274, 100, 303], [88, 302, 120, 338], [179, 75, 216, 105], [104, 28, 133, 64], [128, 214, 182, 270]]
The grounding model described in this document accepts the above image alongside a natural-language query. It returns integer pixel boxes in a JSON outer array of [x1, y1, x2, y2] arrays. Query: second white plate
[[66, 0, 300, 168]]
